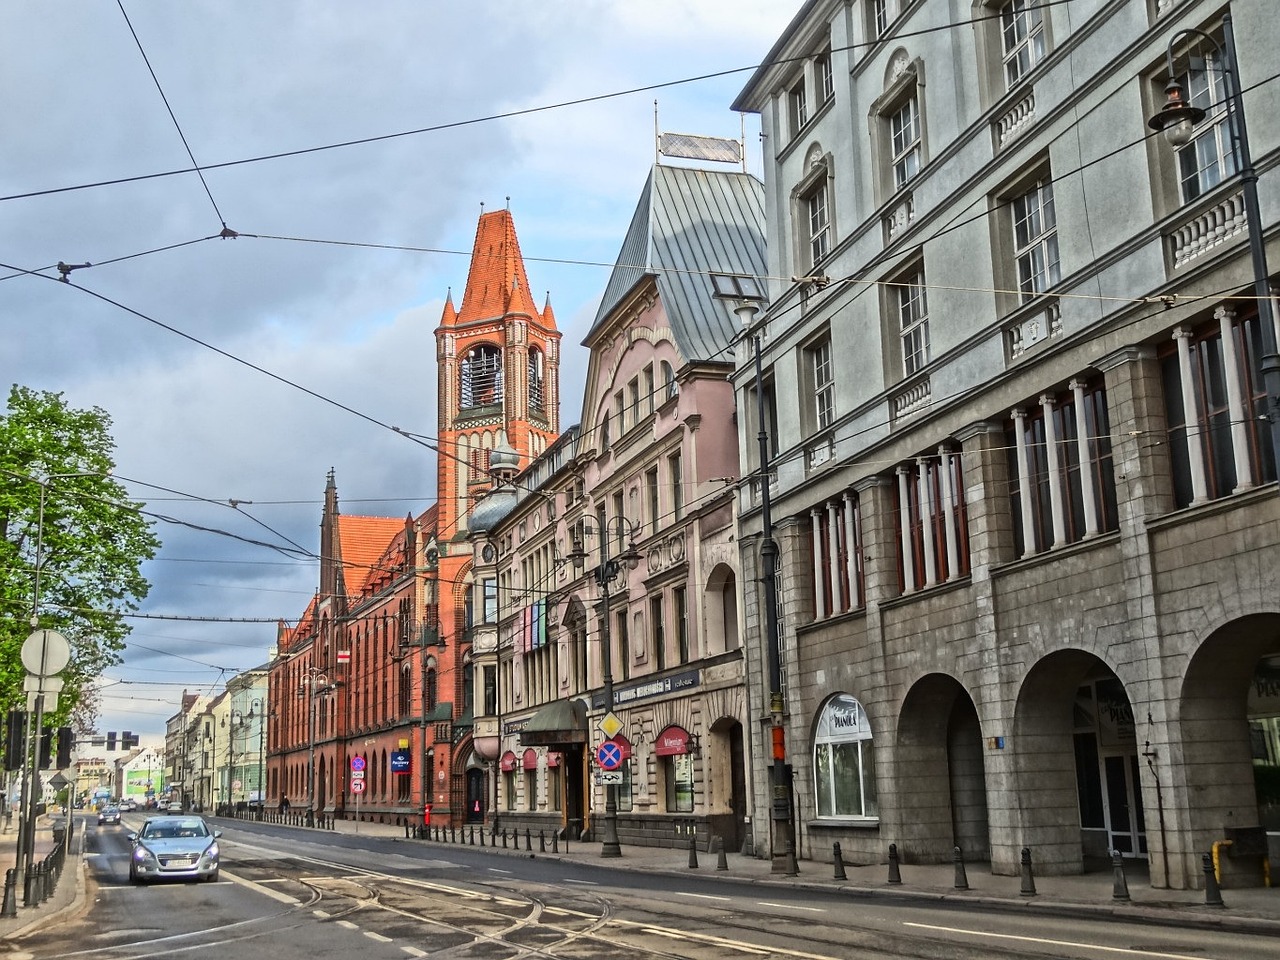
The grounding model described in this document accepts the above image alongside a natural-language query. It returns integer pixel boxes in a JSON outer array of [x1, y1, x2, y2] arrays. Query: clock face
[[482, 543, 496, 563]]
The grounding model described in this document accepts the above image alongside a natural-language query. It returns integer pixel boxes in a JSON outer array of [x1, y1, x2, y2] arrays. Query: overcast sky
[[1, 2, 796, 744]]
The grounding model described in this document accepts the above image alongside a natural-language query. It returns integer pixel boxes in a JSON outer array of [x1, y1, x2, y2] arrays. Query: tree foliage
[[0, 386, 161, 725]]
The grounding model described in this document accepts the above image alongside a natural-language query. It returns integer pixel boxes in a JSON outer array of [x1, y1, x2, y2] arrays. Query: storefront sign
[[594, 669, 700, 709], [390, 750, 411, 774], [655, 724, 692, 756]]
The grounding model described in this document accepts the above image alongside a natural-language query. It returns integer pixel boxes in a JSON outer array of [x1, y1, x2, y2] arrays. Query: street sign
[[351, 780, 366, 794], [351, 756, 366, 772], [351, 769, 364, 780], [595, 771, 623, 785], [598, 711, 624, 739], [596, 740, 623, 771], [48, 773, 68, 790], [21, 630, 70, 676]]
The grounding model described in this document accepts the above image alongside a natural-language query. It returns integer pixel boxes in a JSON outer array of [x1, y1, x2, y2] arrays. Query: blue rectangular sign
[[390, 750, 411, 775]]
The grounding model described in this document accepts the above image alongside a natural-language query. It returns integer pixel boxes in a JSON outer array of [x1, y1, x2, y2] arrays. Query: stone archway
[[896, 674, 986, 862]]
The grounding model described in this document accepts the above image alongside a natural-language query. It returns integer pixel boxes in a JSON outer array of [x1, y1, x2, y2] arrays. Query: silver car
[[128, 816, 220, 883]]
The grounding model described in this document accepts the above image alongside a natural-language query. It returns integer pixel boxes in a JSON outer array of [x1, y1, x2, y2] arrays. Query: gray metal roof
[[586, 164, 765, 363]]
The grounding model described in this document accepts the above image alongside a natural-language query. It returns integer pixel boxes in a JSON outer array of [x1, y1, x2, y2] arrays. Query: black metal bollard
[[502, 828, 508, 849], [469, 825, 475, 845], [1020, 847, 1037, 897], [551, 831, 559, 854], [688, 834, 699, 869], [887, 843, 902, 884], [525, 828, 532, 852], [480, 827, 486, 847], [539, 830, 546, 853], [954, 846, 969, 890], [1203, 852, 1225, 907], [785, 839, 799, 877], [23, 864, 35, 908], [715, 836, 728, 871], [2, 867, 16, 918], [833, 842, 847, 881]]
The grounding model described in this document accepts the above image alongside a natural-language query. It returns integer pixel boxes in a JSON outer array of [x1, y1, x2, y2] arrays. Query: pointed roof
[[451, 209, 552, 328], [337, 514, 405, 598], [586, 165, 765, 361]]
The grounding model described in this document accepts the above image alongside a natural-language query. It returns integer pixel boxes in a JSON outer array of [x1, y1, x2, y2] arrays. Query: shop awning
[[655, 724, 693, 756], [519, 697, 588, 746]]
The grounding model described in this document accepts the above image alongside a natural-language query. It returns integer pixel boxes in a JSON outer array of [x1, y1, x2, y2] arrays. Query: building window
[[643, 364, 655, 418], [664, 753, 695, 813], [628, 377, 641, 428], [897, 271, 930, 376], [615, 610, 629, 682], [461, 344, 503, 407], [524, 767, 538, 811], [528, 347, 545, 412], [599, 414, 610, 453], [617, 762, 634, 812], [669, 450, 684, 520], [788, 76, 808, 138], [807, 492, 864, 619], [816, 49, 834, 104], [889, 96, 921, 190], [650, 595, 666, 671], [673, 586, 689, 663], [1001, 0, 1045, 87], [661, 360, 678, 402], [1006, 379, 1119, 556], [1176, 50, 1235, 203], [547, 765, 562, 811], [805, 178, 832, 267], [645, 467, 660, 534], [482, 577, 497, 623], [748, 375, 780, 467], [1012, 180, 1059, 302], [814, 694, 877, 819], [807, 336, 835, 431], [893, 450, 970, 593], [869, 0, 890, 39], [1161, 309, 1276, 505], [483, 665, 497, 715], [425, 668, 438, 713]]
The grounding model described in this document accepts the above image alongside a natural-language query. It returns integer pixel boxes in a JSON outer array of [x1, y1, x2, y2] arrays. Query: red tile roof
[[337, 514, 405, 598], [454, 209, 553, 328]]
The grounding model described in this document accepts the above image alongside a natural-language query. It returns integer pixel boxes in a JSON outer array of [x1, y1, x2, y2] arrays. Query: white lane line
[[364, 931, 393, 942], [563, 878, 597, 886], [337, 920, 359, 930], [677, 892, 731, 902], [401, 948, 427, 958], [642, 927, 770, 953], [487, 868, 512, 874], [758, 902, 825, 912], [313, 909, 331, 919], [903, 922, 1226, 960], [224, 869, 300, 904]]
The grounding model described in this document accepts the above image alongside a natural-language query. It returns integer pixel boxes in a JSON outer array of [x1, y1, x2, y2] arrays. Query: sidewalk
[[5, 813, 1277, 941]]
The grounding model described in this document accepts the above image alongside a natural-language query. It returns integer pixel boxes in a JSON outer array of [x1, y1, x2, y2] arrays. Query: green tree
[[0, 386, 161, 724]]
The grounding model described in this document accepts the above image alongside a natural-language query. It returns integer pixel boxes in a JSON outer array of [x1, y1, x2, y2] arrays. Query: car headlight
[[133, 846, 157, 863], [204, 843, 219, 859]]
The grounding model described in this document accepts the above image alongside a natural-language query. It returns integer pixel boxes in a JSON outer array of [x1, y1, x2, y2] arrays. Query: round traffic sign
[[351, 756, 366, 772], [351, 780, 366, 794], [21, 629, 70, 676], [596, 741, 623, 771]]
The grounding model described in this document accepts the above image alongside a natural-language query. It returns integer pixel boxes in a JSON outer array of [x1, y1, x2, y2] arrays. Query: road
[[9, 815, 1277, 960]]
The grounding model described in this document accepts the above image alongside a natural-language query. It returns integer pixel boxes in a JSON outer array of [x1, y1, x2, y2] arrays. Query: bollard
[[1202, 852, 1225, 907], [688, 834, 699, 869], [452, 826, 458, 844], [1020, 847, 1037, 897], [405, 822, 411, 840], [502, 828, 508, 849], [833, 842, 847, 881], [469, 825, 475, 845], [23, 864, 35, 908], [887, 843, 902, 884], [1111, 851, 1130, 902], [525, 828, 532, 852], [539, 830, 546, 853], [552, 831, 559, 854], [2, 867, 17, 918], [954, 846, 969, 890], [480, 827, 486, 847], [716, 836, 728, 871], [784, 839, 799, 877]]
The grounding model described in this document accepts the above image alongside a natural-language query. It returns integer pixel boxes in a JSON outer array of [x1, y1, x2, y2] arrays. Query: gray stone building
[[730, 0, 1279, 889]]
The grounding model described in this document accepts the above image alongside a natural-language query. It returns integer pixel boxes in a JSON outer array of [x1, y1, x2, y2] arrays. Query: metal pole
[[597, 521, 621, 859], [307, 682, 316, 827], [1221, 13, 1280, 483]]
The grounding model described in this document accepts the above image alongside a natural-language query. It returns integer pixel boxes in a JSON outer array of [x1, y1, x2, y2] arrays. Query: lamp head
[[1149, 77, 1205, 146], [567, 539, 588, 569], [618, 541, 642, 571]]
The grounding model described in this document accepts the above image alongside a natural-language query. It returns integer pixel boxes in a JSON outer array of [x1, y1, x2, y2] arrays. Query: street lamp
[[732, 297, 796, 874], [1148, 12, 1280, 483], [298, 667, 332, 827], [568, 514, 642, 858]]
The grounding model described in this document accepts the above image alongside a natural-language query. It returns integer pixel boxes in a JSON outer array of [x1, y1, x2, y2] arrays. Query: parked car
[[119, 798, 137, 812], [166, 801, 183, 812], [97, 806, 121, 826], [127, 816, 220, 883]]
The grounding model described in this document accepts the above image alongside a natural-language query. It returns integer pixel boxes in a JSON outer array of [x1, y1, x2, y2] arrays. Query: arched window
[[528, 347, 545, 412], [462, 344, 503, 407], [399, 664, 412, 716], [813, 694, 877, 819], [661, 361, 678, 402], [426, 667, 438, 713]]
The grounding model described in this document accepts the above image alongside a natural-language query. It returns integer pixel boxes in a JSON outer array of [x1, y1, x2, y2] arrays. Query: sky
[[1, 1, 798, 745]]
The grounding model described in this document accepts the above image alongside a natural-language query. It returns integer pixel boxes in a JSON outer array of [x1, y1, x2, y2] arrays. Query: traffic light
[[3, 711, 25, 771], [122, 731, 139, 749], [38, 728, 53, 769], [56, 727, 73, 769], [106, 731, 117, 751]]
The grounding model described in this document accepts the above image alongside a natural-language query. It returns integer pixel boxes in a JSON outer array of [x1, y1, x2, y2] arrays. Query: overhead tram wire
[[0, 1, 1083, 206]]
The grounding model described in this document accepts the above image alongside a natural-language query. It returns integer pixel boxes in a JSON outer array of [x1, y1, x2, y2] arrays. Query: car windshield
[[141, 820, 208, 840]]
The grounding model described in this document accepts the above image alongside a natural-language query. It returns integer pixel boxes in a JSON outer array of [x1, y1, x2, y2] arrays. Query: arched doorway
[[466, 768, 485, 822], [896, 675, 987, 861]]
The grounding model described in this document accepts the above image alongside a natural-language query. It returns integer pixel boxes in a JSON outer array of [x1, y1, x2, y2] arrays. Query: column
[[1069, 379, 1100, 538], [896, 466, 916, 593], [842, 491, 861, 608], [1011, 409, 1037, 557], [938, 444, 959, 578], [1040, 394, 1067, 547], [1173, 326, 1209, 503], [810, 508, 826, 619], [916, 457, 937, 587], [826, 502, 842, 612], [1215, 305, 1254, 491]]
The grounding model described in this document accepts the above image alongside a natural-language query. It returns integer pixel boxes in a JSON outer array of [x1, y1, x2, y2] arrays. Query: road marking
[[758, 902, 824, 912], [337, 920, 359, 930], [903, 922, 1226, 960], [611, 917, 840, 959], [224, 869, 300, 904], [364, 932, 393, 942], [640, 927, 769, 954], [401, 949, 427, 957], [563, 878, 597, 886], [314, 910, 332, 919], [676, 892, 731, 902], [488, 867, 512, 874]]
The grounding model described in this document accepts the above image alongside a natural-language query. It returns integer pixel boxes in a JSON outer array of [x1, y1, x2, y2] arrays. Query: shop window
[[664, 753, 695, 813], [813, 694, 877, 819]]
